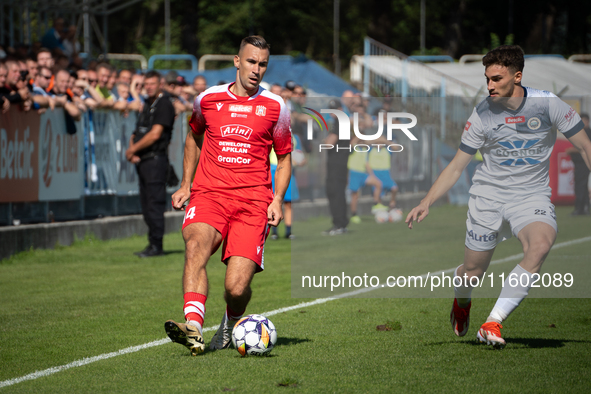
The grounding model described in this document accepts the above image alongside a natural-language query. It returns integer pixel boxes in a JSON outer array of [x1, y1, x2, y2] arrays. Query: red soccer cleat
[[450, 298, 471, 337], [477, 321, 506, 349]]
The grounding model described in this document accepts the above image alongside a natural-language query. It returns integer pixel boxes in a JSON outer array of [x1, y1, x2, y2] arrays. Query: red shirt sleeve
[[189, 93, 206, 135], [272, 99, 292, 155]]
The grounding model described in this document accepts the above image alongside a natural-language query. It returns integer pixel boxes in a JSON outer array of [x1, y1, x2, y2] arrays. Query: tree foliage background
[[106, 0, 591, 71]]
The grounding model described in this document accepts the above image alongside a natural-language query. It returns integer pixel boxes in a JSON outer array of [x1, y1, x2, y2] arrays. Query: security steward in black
[[324, 99, 350, 233], [126, 70, 176, 257]]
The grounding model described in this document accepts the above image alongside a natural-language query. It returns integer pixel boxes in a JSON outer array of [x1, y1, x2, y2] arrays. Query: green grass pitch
[[1, 205, 590, 392]]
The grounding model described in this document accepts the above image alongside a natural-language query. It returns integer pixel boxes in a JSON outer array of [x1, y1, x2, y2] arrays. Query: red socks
[[183, 292, 245, 329], [226, 304, 245, 321], [184, 292, 207, 329]]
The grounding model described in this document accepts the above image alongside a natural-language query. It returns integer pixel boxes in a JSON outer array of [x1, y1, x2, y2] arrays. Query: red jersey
[[189, 83, 292, 204]]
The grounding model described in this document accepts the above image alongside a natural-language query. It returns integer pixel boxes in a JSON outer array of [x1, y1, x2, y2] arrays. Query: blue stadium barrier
[[408, 55, 454, 63], [0, 108, 187, 225], [524, 54, 566, 59], [155, 55, 357, 97]]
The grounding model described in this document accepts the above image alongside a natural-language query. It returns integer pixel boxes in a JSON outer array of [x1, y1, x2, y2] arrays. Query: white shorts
[[465, 195, 557, 252]]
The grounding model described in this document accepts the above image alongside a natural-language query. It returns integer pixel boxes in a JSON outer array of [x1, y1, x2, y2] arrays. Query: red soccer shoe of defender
[[450, 298, 471, 337], [477, 321, 506, 349]]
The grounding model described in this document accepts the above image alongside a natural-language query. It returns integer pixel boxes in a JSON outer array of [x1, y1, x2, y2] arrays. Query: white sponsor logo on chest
[[229, 104, 252, 113], [220, 124, 253, 140], [505, 116, 525, 124]]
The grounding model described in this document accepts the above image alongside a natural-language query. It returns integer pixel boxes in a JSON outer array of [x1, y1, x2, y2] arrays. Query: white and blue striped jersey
[[460, 86, 584, 203]]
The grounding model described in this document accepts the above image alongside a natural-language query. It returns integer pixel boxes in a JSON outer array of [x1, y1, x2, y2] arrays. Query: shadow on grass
[[163, 250, 184, 256], [492, 337, 590, 349], [276, 336, 311, 347], [425, 338, 591, 349], [185, 337, 311, 357]]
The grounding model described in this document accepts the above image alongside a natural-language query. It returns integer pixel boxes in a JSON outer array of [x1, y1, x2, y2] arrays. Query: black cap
[[328, 99, 341, 109], [165, 71, 179, 84], [285, 80, 296, 91]]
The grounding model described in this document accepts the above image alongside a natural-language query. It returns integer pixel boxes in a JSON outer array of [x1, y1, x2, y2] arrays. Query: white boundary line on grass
[[2, 235, 590, 389]]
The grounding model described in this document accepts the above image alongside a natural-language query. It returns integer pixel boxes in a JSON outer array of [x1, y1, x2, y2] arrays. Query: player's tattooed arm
[[406, 149, 472, 229]]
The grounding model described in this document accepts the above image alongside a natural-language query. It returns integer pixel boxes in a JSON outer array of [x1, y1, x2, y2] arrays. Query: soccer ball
[[389, 208, 403, 222], [292, 150, 305, 166], [374, 210, 389, 223], [232, 314, 277, 356]]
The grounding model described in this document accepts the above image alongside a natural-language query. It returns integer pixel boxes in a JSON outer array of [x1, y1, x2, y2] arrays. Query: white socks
[[453, 263, 535, 322], [453, 265, 474, 307], [187, 320, 203, 335], [488, 264, 535, 323]]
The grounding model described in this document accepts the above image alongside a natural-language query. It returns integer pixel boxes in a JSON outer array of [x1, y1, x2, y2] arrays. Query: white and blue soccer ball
[[232, 314, 277, 356], [375, 210, 390, 223], [388, 208, 403, 222], [292, 150, 305, 166]]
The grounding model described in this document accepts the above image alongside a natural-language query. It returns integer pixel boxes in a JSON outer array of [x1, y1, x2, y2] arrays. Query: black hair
[[144, 70, 161, 81], [239, 35, 270, 53], [482, 45, 525, 73]]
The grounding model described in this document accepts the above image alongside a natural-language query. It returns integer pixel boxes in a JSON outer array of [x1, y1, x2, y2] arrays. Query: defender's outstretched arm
[[406, 149, 473, 229]]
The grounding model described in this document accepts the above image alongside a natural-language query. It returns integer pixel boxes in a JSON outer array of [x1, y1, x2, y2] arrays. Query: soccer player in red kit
[[165, 36, 292, 355]]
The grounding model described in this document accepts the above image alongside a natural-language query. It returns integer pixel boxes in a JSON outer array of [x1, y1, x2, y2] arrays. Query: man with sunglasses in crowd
[[73, 69, 104, 110]]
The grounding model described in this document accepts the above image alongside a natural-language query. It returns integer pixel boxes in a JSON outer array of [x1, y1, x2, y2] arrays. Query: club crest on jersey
[[527, 117, 541, 130], [505, 116, 525, 124], [216, 103, 224, 111], [220, 124, 253, 140], [229, 104, 252, 113], [256, 105, 266, 117]]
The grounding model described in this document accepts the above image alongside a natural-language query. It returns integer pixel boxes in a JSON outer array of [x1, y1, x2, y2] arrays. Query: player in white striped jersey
[[406, 45, 591, 349]]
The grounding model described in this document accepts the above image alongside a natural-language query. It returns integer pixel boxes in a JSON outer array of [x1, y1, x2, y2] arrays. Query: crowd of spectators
[[0, 17, 215, 122], [1, 17, 343, 151], [0, 45, 211, 122], [1, 21, 394, 233], [1, 34, 320, 151]]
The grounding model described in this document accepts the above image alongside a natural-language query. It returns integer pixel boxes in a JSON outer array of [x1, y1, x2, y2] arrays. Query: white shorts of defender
[[465, 195, 557, 252]]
